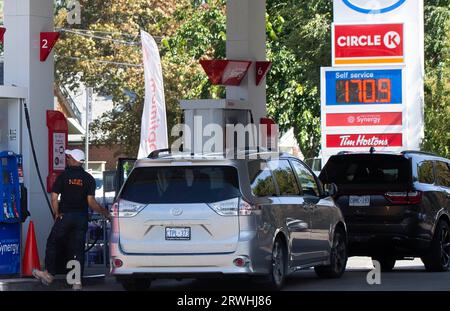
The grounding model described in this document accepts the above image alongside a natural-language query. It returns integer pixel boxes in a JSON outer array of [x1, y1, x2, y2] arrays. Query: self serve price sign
[[325, 68, 402, 105], [333, 23, 404, 66]]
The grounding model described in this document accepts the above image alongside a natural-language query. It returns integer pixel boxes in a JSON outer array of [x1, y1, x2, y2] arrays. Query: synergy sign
[[321, 66, 405, 156], [333, 23, 404, 65], [326, 112, 402, 126]]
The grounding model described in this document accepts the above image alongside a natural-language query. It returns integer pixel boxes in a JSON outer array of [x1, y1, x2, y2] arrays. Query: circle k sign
[[343, 0, 406, 14], [333, 23, 404, 65]]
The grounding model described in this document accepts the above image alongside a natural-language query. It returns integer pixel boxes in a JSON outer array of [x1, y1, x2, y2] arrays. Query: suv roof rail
[[401, 150, 440, 157], [148, 148, 172, 159]]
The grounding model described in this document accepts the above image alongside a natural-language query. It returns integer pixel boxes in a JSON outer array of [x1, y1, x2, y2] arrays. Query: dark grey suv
[[319, 151, 450, 272]]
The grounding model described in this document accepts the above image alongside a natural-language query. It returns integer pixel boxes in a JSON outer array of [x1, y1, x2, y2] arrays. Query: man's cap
[[65, 149, 85, 163]]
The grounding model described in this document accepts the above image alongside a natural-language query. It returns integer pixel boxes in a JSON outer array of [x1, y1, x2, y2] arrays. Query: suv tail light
[[208, 198, 256, 216], [110, 200, 146, 218], [385, 191, 422, 205]]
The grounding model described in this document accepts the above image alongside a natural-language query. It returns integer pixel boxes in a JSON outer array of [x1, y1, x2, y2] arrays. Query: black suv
[[319, 151, 450, 272]]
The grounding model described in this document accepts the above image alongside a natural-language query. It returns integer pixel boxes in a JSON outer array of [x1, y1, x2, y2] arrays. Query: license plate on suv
[[165, 227, 191, 240], [349, 196, 370, 207]]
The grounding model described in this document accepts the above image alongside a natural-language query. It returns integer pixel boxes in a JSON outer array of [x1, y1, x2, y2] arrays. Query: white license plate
[[165, 227, 191, 240], [349, 196, 370, 207]]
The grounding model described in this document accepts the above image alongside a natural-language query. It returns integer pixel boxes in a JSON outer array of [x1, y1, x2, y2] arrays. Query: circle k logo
[[343, 0, 406, 14], [383, 31, 401, 49]]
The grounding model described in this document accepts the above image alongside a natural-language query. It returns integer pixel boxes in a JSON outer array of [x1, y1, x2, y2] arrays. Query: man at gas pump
[[32, 149, 111, 290]]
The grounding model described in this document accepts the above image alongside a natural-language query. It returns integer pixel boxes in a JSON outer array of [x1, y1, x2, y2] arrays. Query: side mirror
[[324, 183, 338, 197]]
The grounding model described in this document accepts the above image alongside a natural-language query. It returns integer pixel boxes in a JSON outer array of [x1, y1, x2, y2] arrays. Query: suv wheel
[[421, 220, 450, 272], [315, 227, 348, 278], [262, 238, 287, 290], [118, 277, 152, 291], [372, 256, 396, 272]]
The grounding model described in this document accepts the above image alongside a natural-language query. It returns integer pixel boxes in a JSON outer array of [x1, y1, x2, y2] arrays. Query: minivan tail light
[[208, 198, 256, 216], [238, 199, 256, 216], [208, 198, 239, 216], [111, 200, 146, 218], [385, 191, 422, 205]]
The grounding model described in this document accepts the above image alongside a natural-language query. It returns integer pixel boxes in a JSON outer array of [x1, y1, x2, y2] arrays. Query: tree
[[54, 0, 191, 156], [421, 0, 450, 157], [266, 0, 332, 159]]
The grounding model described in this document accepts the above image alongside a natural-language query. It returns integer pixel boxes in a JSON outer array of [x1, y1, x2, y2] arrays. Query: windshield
[[120, 166, 241, 204]]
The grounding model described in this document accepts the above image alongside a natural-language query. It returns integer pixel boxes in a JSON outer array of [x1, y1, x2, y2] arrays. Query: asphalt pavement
[[78, 257, 450, 291]]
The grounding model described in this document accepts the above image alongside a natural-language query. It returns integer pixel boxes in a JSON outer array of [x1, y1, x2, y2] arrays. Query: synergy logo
[[0, 241, 20, 255], [343, 0, 406, 14]]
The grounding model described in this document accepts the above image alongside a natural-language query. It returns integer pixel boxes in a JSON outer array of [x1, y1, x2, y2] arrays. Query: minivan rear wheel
[[261, 238, 287, 290], [421, 220, 450, 272], [118, 277, 152, 291], [315, 227, 348, 278]]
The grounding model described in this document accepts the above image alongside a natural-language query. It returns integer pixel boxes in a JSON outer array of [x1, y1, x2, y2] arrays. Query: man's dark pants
[[45, 212, 88, 276]]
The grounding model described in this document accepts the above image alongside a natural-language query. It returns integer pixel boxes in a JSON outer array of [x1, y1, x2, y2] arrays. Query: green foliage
[[421, 0, 450, 157], [55, 0, 191, 156], [266, 1, 332, 158]]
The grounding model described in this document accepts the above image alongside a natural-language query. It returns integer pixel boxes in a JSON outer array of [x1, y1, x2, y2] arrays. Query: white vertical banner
[[137, 30, 168, 159]]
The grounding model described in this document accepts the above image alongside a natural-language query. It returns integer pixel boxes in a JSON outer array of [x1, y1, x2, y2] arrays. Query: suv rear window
[[320, 154, 411, 185], [120, 166, 241, 204]]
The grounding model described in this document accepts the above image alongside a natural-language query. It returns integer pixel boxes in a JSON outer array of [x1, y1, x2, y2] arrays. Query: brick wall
[[71, 144, 129, 171]]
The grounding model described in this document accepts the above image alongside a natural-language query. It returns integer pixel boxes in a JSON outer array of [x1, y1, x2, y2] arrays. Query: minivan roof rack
[[401, 150, 440, 157]]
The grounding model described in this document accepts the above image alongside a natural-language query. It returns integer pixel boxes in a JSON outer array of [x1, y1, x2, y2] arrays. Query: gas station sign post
[[321, 0, 424, 165]]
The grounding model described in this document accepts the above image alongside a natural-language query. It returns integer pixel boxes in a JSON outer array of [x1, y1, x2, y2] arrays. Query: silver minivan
[[110, 151, 347, 290]]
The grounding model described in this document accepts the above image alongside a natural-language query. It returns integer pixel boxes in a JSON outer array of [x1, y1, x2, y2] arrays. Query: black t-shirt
[[51, 166, 96, 214]]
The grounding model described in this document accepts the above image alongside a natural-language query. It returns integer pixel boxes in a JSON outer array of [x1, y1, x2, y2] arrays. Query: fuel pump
[[0, 151, 29, 276]]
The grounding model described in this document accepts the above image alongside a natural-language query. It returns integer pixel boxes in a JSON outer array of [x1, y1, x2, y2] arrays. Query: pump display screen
[[326, 69, 402, 105]]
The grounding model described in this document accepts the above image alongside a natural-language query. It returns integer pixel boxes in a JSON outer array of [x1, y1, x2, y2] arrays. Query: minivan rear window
[[120, 166, 241, 204], [320, 155, 410, 185]]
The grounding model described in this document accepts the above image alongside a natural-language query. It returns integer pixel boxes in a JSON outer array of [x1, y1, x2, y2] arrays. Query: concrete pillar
[[4, 0, 54, 259], [226, 0, 267, 124]]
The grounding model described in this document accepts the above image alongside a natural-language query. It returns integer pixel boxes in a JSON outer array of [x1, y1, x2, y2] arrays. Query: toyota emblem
[[171, 208, 183, 216]]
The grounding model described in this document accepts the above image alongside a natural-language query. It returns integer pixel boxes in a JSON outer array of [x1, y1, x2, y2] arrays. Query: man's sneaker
[[32, 269, 54, 286], [72, 283, 83, 291]]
